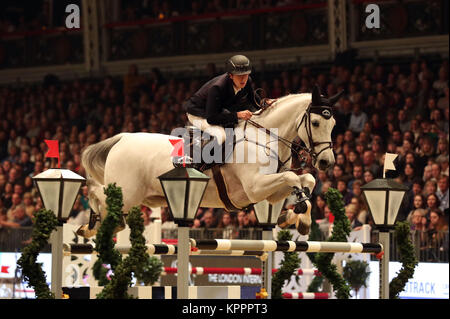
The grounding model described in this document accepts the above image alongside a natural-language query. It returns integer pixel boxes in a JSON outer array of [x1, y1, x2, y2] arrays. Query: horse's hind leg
[[76, 179, 107, 238], [76, 177, 142, 237]]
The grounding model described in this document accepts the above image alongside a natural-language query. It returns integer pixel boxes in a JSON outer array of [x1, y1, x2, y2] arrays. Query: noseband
[[295, 104, 334, 165]]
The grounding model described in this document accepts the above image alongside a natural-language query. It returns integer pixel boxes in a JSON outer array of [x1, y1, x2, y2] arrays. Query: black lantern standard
[[32, 168, 85, 299], [33, 168, 85, 221], [253, 199, 285, 229], [253, 199, 285, 299], [361, 178, 409, 299], [158, 167, 210, 226], [361, 179, 409, 231], [158, 167, 210, 299]]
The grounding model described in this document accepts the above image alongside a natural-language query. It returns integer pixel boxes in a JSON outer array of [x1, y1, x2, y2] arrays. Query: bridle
[[245, 99, 334, 171], [295, 103, 334, 166]]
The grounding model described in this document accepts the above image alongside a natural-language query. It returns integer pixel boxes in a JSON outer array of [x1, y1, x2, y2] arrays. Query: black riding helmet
[[226, 55, 252, 75]]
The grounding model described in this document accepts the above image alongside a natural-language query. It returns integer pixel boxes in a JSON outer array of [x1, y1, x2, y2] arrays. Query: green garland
[[92, 183, 124, 286], [124, 206, 163, 286], [389, 221, 418, 299], [343, 260, 370, 297], [17, 209, 58, 299], [271, 229, 301, 299], [95, 184, 163, 298], [312, 188, 352, 299], [96, 206, 141, 299]]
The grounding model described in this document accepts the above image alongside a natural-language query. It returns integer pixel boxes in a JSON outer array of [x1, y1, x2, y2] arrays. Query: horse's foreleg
[[265, 173, 316, 236], [244, 171, 303, 203], [293, 173, 316, 235], [298, 173, 316, 196], [265, 184, 292, 203]]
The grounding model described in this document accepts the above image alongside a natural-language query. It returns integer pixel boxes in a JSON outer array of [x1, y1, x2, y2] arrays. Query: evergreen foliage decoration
[[343, 260, 371, 297], [17, 209, 58, 299], [389, 221, 418, 299], [92, 184, 124, 286], [125, 206, 163, 286], [271, 229, 301, 299], [96, 253, 135, 299], [312, 188, 352, 299], [307, 271, 325, 293], [94, 184, 163, 298], [96, 205, 139, 299]]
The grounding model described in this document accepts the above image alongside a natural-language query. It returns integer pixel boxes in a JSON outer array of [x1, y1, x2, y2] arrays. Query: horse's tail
[[81, 133, 126, 185]]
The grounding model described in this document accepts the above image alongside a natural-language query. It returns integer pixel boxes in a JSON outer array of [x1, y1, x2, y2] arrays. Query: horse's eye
[[312, 121, 320, 127]]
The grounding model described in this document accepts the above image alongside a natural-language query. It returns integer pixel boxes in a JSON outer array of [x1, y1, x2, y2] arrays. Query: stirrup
[[172, 155, 194, 168]]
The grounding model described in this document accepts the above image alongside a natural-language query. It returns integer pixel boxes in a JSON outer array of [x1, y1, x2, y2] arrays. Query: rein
[[243, 119, 300, 172], [245, 97, 334, 170]]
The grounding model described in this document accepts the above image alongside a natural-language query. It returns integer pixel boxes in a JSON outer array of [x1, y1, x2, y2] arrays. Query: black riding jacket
[[184, 73, 260, 127]]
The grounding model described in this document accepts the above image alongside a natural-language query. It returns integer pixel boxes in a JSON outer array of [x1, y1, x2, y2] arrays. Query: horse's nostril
[[319, 159, 328, 168]]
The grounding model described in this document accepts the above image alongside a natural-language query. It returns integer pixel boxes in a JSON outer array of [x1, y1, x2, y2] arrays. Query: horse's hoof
[[297, 222, 311, 236], [276, 211, 290, 229], [296, 214, 311, 236], [76, 225, 97, 238]]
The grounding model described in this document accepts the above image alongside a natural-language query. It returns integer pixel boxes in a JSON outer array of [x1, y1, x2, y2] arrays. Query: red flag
[[44, 139, 60, 168], [169, 139, 184, 157], [1, 266, 9, 274], [169, 139, 185, 167]]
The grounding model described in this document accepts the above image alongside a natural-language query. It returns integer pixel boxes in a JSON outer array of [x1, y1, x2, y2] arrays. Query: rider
[[184, 54, 261, 170]]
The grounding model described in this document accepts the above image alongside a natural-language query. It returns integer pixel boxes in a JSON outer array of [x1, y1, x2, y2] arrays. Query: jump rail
[[282, 292, 330, 299], [64, 239, 382, 256], [161, 267, 321, 276], [62, 243, 267, 257], [189, 239, 383, 253]]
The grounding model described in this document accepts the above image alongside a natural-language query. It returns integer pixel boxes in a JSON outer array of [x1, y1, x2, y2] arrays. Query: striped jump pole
[[161, 267, 321, 276], [189, 239, 383, 254], [191, 250, 268, 260], [62, 243, 179, 255], [282, 292, 330, 299], [62, 243, 268, 258]]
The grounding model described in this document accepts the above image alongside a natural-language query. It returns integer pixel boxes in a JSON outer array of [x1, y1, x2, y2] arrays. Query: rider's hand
[[237, 110, 253, 120]]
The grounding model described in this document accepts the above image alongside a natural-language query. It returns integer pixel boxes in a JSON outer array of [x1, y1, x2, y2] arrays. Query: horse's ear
[[311, 85, 321, 105], [329, 90, 345, 105]]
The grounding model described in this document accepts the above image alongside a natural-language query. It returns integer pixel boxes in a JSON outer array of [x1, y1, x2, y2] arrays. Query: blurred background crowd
[[1, 58, 448, 247]]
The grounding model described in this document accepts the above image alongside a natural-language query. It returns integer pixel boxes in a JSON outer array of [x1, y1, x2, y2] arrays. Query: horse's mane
[[253, 93, 310, 117]]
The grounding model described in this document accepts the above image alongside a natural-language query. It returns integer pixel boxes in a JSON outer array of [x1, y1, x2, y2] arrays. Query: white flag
[[383, 153, 398, 178]]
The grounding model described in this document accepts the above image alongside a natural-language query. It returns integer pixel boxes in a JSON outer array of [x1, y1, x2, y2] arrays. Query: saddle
[[172, 126, 235, 172], [173, 126, 242, 212]]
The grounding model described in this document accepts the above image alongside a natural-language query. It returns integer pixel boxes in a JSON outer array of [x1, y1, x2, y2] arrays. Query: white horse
[[78, 86, 342, 237]]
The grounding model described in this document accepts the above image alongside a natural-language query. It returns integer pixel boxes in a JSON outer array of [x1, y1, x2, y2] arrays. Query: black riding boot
[[197, 136, 222, 172]]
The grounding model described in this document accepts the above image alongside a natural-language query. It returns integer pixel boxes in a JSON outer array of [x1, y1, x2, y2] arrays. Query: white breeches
[[187, 113, 227, 145]]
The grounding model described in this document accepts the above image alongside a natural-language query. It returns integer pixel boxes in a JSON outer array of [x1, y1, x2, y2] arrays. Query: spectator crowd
[[0, 55, 448, 259]]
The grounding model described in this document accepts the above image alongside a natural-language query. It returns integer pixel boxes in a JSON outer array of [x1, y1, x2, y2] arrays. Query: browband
[[308, 105, 333, 120]]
